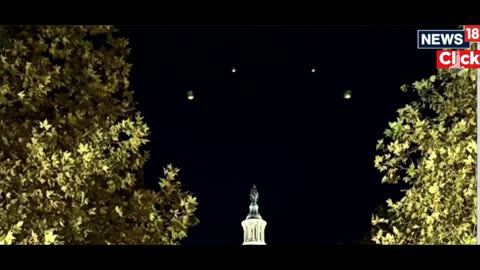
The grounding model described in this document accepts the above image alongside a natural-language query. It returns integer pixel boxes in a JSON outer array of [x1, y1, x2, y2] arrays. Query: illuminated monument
[[241, 185, 267, 245]]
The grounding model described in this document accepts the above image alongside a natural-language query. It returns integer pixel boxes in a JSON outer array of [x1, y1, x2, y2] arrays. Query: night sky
[[119, 25, 453, 245]]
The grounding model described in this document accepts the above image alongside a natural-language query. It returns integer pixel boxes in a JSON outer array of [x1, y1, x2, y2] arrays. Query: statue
[[250, 185, 259, 205]]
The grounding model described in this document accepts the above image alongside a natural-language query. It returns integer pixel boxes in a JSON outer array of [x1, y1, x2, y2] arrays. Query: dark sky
[[119, 25, 452, 245]]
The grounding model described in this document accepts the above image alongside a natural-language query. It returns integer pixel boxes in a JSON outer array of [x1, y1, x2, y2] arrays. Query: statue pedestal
[[241, 218, 267, 245]]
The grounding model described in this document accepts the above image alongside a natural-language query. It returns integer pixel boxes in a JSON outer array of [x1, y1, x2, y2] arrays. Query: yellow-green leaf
[[39, 119, 52, 131]]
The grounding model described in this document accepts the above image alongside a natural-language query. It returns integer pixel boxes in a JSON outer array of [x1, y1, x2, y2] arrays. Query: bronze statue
[[246, 184, 261, 219], [250, 185, 259, 205]]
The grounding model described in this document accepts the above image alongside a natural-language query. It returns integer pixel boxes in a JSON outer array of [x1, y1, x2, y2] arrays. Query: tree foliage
[[371, 63, 477, 244], [0, 26, 198, 244]]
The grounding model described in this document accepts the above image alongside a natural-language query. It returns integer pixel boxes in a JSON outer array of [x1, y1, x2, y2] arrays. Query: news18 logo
[[417, 25, 480, 69]]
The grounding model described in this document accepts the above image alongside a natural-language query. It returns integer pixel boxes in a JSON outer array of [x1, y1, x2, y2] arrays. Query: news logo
[[464, 25, 480, 42], [436, 50, 480, 69], [417, 30, 470, 49], [418, 26, 480, 70]]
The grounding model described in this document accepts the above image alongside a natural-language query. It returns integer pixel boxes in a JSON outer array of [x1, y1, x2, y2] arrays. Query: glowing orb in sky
[[187, 90, 194, 100], [343, 90, 352, 100]]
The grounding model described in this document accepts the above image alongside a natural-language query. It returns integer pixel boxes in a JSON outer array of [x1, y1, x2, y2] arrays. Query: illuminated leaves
[[374, 155, 383, 168], [115, 206, 123, 217], [0, 26, 198, 245], [43, 229, 57, 245], [371, 215, 388, 226], [428, 185, 439, 194], [372, 66, 477, 245], [39, 119, 52, 131], [77, 143, 89, 154], [0, 221, 23, 245], [17, 91, 25, 100], [375, 139, 384, 150], [1, 231, 16, 245]]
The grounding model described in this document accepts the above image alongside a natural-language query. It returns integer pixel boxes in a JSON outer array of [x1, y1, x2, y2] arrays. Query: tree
[[0, 26, 198, 244], [371, 62, 477, 244]]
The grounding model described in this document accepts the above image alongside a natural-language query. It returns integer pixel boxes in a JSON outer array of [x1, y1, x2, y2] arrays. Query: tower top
[[246, 184, 261, 219], [241, 185, 267, 245]]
